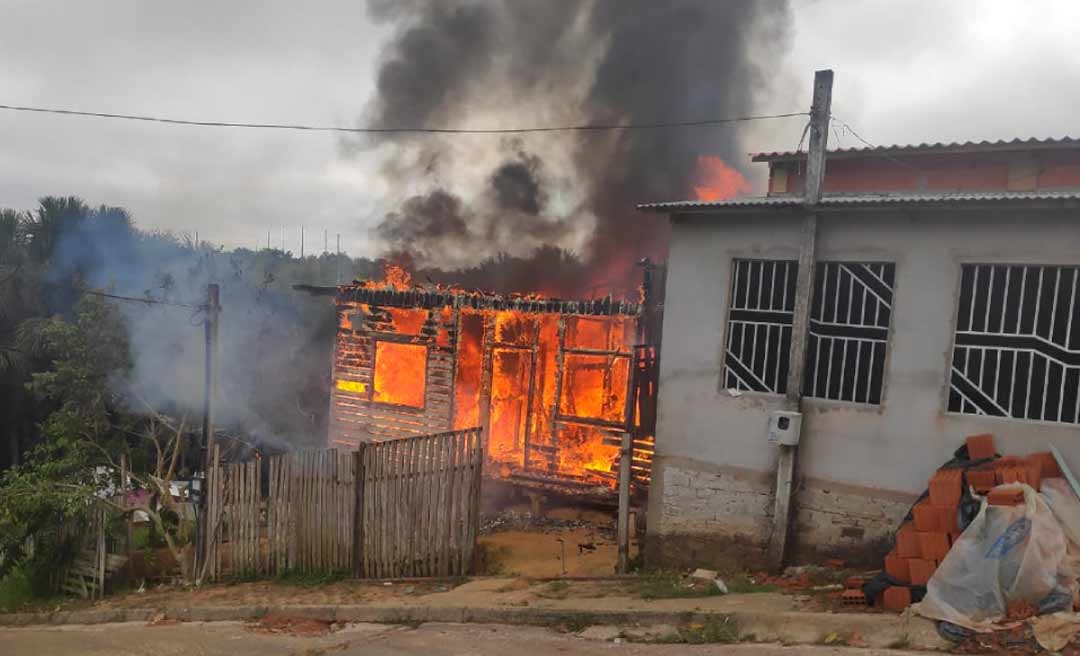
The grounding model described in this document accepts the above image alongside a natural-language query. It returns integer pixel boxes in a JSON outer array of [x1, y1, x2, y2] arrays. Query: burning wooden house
[[310, 266, 662, 496]]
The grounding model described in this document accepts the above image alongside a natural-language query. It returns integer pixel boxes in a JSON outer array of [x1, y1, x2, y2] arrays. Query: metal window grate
[[804, 262, 895, 404], [949, 264, 1080, 424], [723, 259, 798, 393]]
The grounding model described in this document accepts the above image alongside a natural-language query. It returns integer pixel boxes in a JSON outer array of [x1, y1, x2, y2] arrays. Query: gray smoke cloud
[[49, 213, 335, 450], [360, 0, 791, 293]]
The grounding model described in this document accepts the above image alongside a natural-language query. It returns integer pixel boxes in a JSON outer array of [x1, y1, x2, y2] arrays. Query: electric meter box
[[767, 410, 803, 446]]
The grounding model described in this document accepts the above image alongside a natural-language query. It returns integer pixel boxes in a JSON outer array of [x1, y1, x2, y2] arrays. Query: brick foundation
[[646, 456, 915, 570]]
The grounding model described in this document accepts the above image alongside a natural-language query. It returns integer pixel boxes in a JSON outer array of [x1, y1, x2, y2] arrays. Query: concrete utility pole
[[767, 69, 832, 572], [301, 227, 305, 258]]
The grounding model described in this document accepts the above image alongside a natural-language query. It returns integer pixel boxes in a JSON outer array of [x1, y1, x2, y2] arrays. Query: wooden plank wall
[[358, 427, 483, 579], [203, 430, 479, 582], [329, 302, 457, 448]]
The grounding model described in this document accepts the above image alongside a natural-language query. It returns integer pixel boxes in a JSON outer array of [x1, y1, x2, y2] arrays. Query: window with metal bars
[[949, 264, 1080, 424], [804, 262, 895, 404], [723, 259, 798, 394]]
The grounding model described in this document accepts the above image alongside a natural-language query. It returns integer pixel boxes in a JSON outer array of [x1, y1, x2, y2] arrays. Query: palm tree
[[24, 196, 91, 265]]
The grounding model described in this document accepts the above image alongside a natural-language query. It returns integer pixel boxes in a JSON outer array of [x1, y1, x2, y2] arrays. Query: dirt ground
[[0, 620, 926, 656], [478, 527, 626, 577]]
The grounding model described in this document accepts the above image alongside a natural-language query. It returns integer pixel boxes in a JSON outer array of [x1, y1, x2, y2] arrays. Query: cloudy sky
[[2, 0, 1078, 257]]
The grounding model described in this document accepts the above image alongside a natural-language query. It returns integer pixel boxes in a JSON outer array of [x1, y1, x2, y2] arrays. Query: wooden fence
[[202, 427, 482, 581], [357, 427, 483, 578]]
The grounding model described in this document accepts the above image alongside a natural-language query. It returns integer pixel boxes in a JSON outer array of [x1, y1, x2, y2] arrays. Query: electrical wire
[[82, 289, 200, 309], [830, 115, 922, 172], [0, 103, 808, 135]]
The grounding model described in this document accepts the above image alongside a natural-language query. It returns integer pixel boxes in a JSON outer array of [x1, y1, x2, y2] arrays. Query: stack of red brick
[[880, 433, 1063, 612]]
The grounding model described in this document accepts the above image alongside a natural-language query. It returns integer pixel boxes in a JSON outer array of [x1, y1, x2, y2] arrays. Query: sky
[[2, 0, 1079, 257]]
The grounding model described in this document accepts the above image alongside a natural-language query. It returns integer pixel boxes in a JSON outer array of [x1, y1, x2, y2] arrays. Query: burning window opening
[[320, 265, 664, 499], [373, 341, 428, 409]]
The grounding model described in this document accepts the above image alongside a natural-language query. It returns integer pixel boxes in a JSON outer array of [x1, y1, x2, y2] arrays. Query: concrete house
[[638, 137, 1080, 568]]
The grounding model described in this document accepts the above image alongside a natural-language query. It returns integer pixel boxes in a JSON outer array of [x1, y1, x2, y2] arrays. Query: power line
[[830, 115, 922, 172], [82, 289, 200, 309], [0, 103, 807, 135]]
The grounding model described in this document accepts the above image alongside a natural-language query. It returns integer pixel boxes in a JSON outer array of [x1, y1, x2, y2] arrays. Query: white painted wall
[[654, 207, 1080, 500]]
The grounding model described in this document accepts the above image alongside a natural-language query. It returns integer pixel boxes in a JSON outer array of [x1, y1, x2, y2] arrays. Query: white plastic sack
[[914, 483, 1069, 632], [1041, 478, 1080, 605]]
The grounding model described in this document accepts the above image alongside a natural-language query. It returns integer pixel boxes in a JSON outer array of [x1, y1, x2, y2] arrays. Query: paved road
[[1, 621, 918, 655]]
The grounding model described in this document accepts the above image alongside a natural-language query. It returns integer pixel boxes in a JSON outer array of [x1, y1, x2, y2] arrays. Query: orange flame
[[363, 263, 413, 290], [693, 155, 751, 201], [357, 267, 638, 488]]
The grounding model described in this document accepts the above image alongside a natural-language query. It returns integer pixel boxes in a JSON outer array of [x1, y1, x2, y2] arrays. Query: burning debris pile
[[322, 265, 659, 496]]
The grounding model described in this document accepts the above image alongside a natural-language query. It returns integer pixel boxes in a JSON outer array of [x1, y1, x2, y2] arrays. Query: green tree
[[0, 295, 133, 576]]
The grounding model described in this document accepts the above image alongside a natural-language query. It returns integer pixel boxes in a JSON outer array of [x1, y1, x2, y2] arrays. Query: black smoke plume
[[361, 0, 790, 297]]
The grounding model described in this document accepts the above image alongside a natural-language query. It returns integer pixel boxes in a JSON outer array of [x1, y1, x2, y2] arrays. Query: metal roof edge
[[750, 136, 1080, 163], [637, 191, 1080, 214]]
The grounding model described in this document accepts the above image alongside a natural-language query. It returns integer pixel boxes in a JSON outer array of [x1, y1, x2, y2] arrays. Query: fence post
[[353, 445, 365, 577], [617, 431, 632, 574], [97, 505, 107, 599]]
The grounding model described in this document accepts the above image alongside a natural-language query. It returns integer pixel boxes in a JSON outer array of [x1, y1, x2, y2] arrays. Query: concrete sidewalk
[[0, 578, 947, 650]]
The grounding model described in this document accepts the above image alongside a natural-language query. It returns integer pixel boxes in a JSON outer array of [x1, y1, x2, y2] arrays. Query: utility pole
[[300, 227, 305, 258], [281, 226, 286, 252], [767, 69, 832, 572], [267, 229, 271, 251], [324, 229, 328, 254], [336, 233, 342, 284], [201, 284, 221, 456]]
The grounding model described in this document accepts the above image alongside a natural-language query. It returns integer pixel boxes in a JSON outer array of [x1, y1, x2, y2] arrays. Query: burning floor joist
[[303, 266, 661, 500]]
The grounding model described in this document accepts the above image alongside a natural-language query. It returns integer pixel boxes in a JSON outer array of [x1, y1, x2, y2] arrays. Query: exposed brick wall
[[646, 456, 916, 570]]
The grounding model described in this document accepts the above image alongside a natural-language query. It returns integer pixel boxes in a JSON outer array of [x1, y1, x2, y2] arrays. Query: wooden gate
[[357, 427, 483, 578], [202, 427, 482, 581]]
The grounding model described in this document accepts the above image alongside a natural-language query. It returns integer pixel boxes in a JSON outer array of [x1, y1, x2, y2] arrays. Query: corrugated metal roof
[[751, 136, 1080, 162], [637, 190, 1080, 213]]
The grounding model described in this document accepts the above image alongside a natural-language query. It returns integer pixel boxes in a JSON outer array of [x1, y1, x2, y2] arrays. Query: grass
[[471, 541, 511, 576], [725, 575, 779, 594], [638, 570, 724, 600], [819, 630, 854, 646], [274, 570, 348, 587], [0, 565, 34, 613], [649, 616, 742, 644]]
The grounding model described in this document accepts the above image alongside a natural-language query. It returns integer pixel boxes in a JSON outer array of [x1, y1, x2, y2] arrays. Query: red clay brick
[[917, 531, 951, 561], [883, 586, 912, 611], [966, 468, 997, 493], [912, 501, 937, 531], [896, 523, 920, 558], [935, 505, 959, 534], [1031, 451, 1062, 479], [988, 486, 1025, 506], [966, 433, 996, 460], [999, 466, 1024, 485], [845, 576, 865, 590], [929, 469, 962, 506], [841, 589, 868, 606], [881, 587, 907, 613], [909, 558, 936, 586], [1024, 457, 1044, 491], [885, 552, 910, 583]]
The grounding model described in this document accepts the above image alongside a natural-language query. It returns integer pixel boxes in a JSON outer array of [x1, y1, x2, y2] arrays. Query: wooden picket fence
[[357, 427, 483, 578], [202, 427, 482, 581]]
